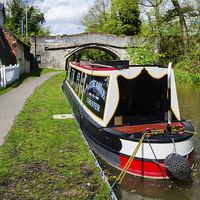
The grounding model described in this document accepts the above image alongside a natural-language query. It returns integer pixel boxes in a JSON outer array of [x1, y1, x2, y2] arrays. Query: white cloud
[[35, 0, 94, 35]]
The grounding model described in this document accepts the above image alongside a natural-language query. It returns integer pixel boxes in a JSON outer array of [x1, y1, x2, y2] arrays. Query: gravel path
[[0, 72, 61, 146]]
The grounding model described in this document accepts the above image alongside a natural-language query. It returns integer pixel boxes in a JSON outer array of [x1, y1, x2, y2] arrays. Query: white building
[[0, 3, 30, 75]]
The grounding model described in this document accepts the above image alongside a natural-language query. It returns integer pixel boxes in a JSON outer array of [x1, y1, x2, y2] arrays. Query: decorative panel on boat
[[83, 74, 109, 119]]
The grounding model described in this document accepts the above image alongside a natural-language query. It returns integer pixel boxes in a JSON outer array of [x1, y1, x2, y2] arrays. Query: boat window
[[75, 72, 81, 91], [79, 73, 86, 98], [83, 74, 109, 119], [70, 69, 75, 85], [68, 67, 83, 96], [66, 66, 71, 81], [82, 74, 88, 96]]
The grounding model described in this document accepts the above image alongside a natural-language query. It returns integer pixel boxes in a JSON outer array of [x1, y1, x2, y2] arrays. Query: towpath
[[0, 72, 61, 146]]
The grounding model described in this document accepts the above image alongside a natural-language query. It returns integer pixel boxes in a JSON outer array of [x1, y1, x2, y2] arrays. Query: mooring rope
[[110, 131, 147, 190], [147, 126, 196, 135]]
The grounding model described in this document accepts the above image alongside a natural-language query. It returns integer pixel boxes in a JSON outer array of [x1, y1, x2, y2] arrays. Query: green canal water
[[99, 82, 200, 200]]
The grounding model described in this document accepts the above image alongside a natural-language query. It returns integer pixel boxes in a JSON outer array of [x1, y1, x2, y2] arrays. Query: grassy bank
[[0, 72, 111, 199], [173, 61, 200, 85], [174, 68, 200, 85], [0, 68, 59, 96]]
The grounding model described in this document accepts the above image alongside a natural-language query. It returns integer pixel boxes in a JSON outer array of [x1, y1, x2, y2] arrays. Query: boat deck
[[112, 122, 181, 134], [74, 61, 114, 69], [71, 61, 129, 71]]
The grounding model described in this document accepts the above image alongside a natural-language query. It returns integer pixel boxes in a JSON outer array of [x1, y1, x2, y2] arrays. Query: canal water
[[97, 82, 200, 200]]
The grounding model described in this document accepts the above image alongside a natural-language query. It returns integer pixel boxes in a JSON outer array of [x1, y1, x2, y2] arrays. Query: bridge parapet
[[30, 33, 136, 69]]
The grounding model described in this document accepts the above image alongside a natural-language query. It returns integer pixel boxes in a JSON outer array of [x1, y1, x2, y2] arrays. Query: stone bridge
[[30, 33, 136, 70]]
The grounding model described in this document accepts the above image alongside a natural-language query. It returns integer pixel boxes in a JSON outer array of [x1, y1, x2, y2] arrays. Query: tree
[[108, 0, 141, 35], [141, 0, 164, 56], [27, 5, 45, 36], [139, 0, 199, 61], [80, 49, 115, 61], [81, 0, 110, 33], [133, 0, 167, 65], [4, 0, 24, 35], [81, 0, 141, 35], [126, 39, 165, 65], [170, 0, 190, 60], [4, 0, 47, 37], [140, 0, 199, 61]]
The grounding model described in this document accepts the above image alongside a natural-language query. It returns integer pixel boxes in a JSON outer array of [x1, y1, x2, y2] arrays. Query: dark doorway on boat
[[109, 68, 177, 126]]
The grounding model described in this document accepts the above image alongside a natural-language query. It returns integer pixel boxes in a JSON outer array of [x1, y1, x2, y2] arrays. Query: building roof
[[0, 3, 5, 16], [0, 25, 30, 66], [0, 26, 14, 65], [0, 25, 18, 40]]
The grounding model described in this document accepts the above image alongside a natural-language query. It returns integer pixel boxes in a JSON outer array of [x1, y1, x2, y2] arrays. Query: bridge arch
[[65, 43, 121, 61], [30, 33, 136, 69]]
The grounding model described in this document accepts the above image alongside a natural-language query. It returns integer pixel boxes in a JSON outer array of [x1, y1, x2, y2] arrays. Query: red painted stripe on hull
[[118, 152, 194, 179], [118, 155, 168, 179], [71, 62, 116, 71]]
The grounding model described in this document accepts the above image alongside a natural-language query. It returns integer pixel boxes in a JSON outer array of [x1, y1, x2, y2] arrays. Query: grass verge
[[174, 68, 200, 85], [0, 72, 111, 199], [174, 61, 200, 85], [0, 68, 61, 96]]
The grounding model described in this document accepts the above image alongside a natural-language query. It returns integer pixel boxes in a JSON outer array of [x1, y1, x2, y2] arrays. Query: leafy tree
[[129, 0, 167, 64], [4, 0, 24, 35], [164, 0, 200, 62], [109, 0, 141, 35], [81, 0, 141, 35], [27, 5, 45, 36], [126, 37, 165, 65], [4, 0, 47, 37], [80, 49, 115, 61], [170, 0, 190, 60], [81, 0, 110, 33], [140, 0, 200, 62]]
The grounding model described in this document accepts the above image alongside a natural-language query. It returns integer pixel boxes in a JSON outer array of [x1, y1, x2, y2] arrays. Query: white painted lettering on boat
[[89, 92, 99, 101], [87, 80, 106, 101], [87, 97, 100, 112]]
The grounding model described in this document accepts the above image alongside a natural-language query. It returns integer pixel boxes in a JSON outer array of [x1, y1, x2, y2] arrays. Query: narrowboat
[[61, 60, 195, 180]]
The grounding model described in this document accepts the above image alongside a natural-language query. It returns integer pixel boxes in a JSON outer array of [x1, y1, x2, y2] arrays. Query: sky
[[35, 0, 95, 36]]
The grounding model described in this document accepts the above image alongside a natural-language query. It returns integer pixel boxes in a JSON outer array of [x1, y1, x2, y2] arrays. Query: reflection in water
[[97, 82, 200, 200], [98, 156, 194, 200]]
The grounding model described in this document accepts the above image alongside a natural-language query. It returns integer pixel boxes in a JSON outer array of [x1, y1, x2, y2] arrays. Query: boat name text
[[87, 97, 100, 112]]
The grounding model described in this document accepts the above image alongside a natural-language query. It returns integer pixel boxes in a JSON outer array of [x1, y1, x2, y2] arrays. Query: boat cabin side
[[65, 60, 180, 128]]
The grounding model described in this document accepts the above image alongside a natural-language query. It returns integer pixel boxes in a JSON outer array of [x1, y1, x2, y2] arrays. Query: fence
[[0, 64, 19, 88]]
